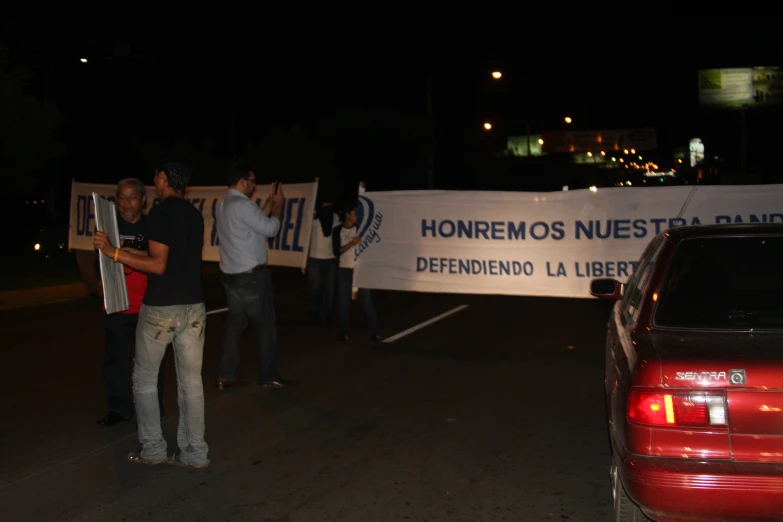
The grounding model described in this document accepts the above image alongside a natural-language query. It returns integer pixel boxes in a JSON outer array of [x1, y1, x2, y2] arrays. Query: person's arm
[[340, 236, 361, 255], [244, 199, 282, 237], [333, 226, 360, 257], [94, 230, 168, 275], [260, 183, 284, 217], [121, 246, 147, 256], [246, 185, 285, 236]]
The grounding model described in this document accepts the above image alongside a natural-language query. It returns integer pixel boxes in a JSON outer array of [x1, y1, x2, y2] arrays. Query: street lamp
[[491, 71, 502, 79], [483, 122, 492, 130], [538, 138, 544, 145], [80, 58, 88, 63], [564, 116, 572, 124]]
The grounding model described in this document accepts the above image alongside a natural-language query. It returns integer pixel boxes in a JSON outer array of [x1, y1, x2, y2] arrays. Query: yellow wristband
[[113, 248, 119, 262]]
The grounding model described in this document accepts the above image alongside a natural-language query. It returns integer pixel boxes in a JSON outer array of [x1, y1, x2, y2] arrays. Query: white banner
[[352, 185, 783, 298], [69, 180, 319, 269]]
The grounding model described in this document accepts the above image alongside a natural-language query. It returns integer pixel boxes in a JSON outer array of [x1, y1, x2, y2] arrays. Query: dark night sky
[[7, 13, 781, 123], [3, 10, 783, 189]]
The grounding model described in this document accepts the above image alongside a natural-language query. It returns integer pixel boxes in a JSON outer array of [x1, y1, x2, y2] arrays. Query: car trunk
[[651, 329, 783, 462]]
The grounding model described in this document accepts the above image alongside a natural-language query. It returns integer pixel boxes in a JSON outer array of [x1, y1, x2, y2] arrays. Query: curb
[[0, 283, 91, 312]]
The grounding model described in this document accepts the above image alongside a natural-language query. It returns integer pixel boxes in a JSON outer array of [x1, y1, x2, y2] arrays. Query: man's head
[[116, 178, 146, 223], [153, 159, 191, 198], [226, 163, 256, 197]]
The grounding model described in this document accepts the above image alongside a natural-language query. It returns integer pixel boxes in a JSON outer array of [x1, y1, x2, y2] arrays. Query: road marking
[[207, 307, 228, 315], [382, 305, 470, 343]]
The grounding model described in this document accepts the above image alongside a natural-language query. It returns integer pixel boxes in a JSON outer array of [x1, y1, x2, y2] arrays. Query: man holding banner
[[93, 158, 209, 468], [215, 164, 286, 390], [97, 178, 166, 427], [333, 202, 381, 343]]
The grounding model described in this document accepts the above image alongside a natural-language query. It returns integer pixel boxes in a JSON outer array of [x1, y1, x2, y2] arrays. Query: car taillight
[[628, 389, 727, 427]]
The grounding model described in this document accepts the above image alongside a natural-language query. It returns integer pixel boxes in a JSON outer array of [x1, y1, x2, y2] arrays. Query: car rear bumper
[[620, 452, 783, 521]]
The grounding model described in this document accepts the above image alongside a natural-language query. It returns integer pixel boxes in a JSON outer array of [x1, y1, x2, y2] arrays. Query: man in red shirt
[[97, 178, 166, 426]]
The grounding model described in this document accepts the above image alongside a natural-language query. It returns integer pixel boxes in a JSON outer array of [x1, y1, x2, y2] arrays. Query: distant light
[[619, 158, 624, 163], [538, 138, 544, 145], [677, 159, 683, 163], [34, 243, 40, 251], [626, 181, 632, 186], [611, 157, 616, 162], [80, 58, 88, 63], [623, 149, 629, 154], [562, 185, 569, 191], [586, 152, 593, 157], [600, 151, 606, 156], [589, 186, 597, 192], [483, 122, 492, 130], [638, 156, 643, 160], [491, 71, 502, 79], [564, 116, 572, 124], [630, 149, 636, 154]]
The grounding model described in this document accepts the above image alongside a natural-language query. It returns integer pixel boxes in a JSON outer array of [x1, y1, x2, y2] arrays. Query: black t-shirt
[[118, 214, 147, 250], [143, 196, 204, 306]]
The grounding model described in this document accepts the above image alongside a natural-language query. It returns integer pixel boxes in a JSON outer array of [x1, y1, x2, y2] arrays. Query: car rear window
[[654, 235, 783, 330]]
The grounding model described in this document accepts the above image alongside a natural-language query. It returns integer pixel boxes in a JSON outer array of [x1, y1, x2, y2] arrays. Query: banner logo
[[355, 195, 383, 259]]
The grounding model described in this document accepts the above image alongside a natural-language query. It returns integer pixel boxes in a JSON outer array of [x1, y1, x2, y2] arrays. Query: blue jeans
[[218, 269, 279, 383], [134, 303, 209, 465], [103, 312, 166, 419], [337, 268, 379, 337], [307, 257, 337, 320]]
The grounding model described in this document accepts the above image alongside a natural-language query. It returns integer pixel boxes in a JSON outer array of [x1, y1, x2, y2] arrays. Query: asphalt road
[[0, 267, 616, 521]]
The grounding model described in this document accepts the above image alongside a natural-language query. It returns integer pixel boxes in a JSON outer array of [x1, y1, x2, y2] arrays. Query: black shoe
[[369, 334, 382, 343], [97, 411, 131, 426], [337, 334, 348, 342]]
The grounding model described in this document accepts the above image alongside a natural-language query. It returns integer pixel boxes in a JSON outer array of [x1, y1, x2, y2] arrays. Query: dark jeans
[[307, 257, 337, 320], [218, 269, 279, 383], [337, 268, 379, 337], [103, 312, 165, 419]]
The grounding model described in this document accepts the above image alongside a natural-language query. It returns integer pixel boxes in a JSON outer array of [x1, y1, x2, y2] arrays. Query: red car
[[591, 223, 783, 522]]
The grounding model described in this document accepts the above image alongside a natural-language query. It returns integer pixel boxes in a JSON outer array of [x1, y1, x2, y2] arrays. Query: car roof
[[665, 223, 783, 242]]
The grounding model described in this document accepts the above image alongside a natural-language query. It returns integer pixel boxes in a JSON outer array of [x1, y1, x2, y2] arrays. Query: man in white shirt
[[307, 199, 340, 324], [215, 164, 286, 390], [332, 203, 380, 342]]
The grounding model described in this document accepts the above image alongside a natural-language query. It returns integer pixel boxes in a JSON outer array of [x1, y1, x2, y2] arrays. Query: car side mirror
[[590, 278, 624, 300]]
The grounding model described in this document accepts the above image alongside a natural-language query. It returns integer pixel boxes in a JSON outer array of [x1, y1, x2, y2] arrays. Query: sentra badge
[[675, 371, 728, 382]]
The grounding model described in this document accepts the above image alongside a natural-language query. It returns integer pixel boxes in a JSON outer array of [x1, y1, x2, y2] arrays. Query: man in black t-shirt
[[94, 159, 209, 469]]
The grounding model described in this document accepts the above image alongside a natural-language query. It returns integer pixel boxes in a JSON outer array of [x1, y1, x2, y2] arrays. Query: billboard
[[698, 67, 783, 107], [541, 128, 657, 153]]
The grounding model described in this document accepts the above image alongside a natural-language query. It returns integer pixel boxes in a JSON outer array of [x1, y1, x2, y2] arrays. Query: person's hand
[[273, 184, 286, 204], [351, 236, 362, 246], [93, 229, 116, 257]]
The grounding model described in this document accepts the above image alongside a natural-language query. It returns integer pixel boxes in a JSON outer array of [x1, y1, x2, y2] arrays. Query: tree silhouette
[[319, 105, 431, 190], [0, 47, 66, 193], [245, 125, 334, 185]]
